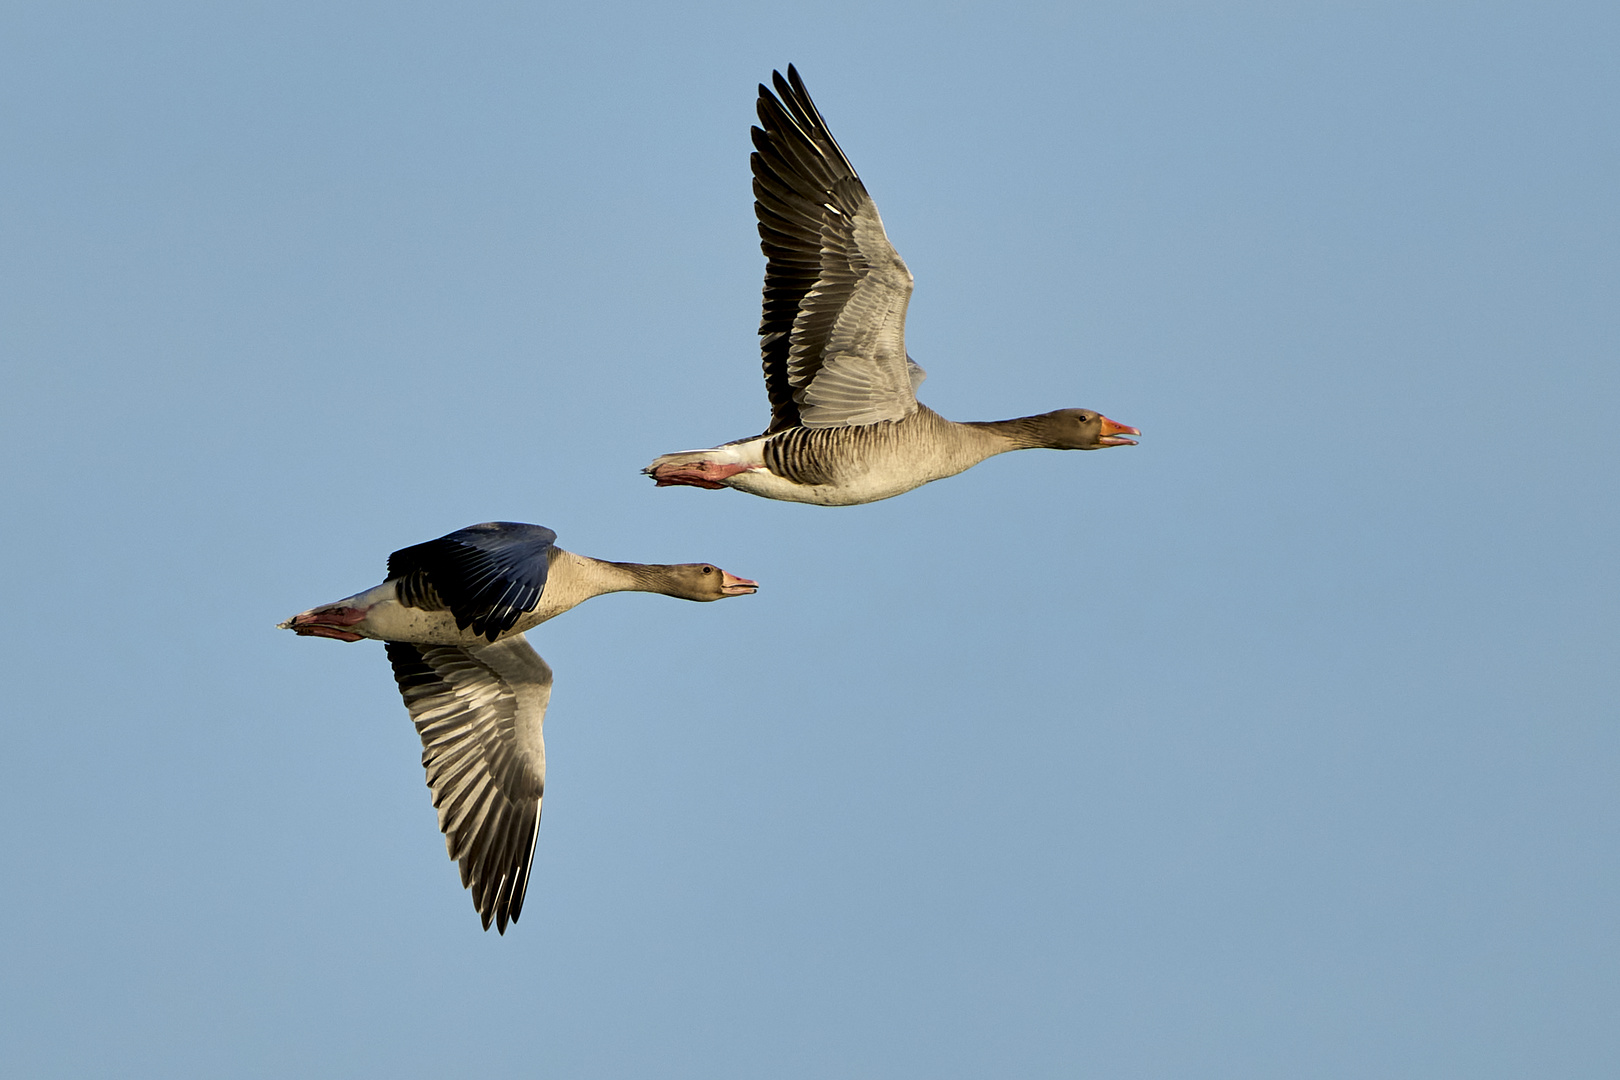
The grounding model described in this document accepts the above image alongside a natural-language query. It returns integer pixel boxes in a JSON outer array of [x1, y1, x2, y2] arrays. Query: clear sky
[[2, 2, 1616, 1077]]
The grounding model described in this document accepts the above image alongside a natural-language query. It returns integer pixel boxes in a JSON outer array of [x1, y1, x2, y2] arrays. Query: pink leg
[[287, 607, 367, 642], [647, 461, 755, 490]]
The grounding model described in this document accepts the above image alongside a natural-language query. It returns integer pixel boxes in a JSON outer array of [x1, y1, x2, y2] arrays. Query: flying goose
[[279, 521, 758, 932], [645, 66, 1140, 506]]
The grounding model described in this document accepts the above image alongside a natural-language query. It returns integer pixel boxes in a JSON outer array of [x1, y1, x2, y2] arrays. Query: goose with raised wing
[[645, 66, 1139, 507], [279, 521, 757, 933]]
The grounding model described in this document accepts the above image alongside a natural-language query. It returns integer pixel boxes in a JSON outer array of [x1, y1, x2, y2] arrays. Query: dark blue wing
[[386, 522, 557, 642]]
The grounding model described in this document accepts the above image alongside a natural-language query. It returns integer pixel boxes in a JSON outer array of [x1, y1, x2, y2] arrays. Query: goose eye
[[702, 565, 713, 574]]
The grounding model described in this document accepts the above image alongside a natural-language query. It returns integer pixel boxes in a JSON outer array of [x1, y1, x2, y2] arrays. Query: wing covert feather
[[387, 522, 556, 642]]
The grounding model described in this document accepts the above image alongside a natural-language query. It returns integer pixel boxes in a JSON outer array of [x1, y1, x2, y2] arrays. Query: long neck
[[553, 550, 690, 601], [593, 559, 690, 596], [961, 413, 1065, 452]]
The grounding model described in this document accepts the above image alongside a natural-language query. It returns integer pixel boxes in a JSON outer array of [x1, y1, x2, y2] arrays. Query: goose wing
[[386, 522, 557, 642], [754, 66, 919, 432], [386, 635, 551, 933]]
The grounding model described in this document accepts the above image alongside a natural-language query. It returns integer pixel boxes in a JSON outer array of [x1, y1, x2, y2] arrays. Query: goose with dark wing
[[279, 521, 757, 932]]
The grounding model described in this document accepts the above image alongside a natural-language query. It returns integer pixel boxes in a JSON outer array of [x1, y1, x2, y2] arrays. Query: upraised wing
[[753, 66, 919, 432], [386, 636, 551, 933], [386, 522, 557, 642]]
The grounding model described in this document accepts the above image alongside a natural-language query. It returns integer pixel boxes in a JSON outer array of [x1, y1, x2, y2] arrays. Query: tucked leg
[[285, 607, 368, 642], [646, 460, 756, 489]]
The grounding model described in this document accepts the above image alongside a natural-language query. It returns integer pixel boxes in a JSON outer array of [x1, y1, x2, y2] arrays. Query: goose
[[278, 521, 758, 933], [645, 66, 1140, 507]]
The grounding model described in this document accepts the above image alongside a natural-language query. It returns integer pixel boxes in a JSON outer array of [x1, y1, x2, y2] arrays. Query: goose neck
[[565, 552, 682, 598], [961, 414, 1060, 451]]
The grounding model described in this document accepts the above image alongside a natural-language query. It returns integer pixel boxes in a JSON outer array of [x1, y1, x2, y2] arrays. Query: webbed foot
[[279, 606, 368, 642], [645, 461, 755, 489]]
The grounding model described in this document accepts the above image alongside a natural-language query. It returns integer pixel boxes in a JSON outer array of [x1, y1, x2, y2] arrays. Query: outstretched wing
[[754, 65, 919, 432], [386, 636, 551, 934], [386, 522, 557, 642]]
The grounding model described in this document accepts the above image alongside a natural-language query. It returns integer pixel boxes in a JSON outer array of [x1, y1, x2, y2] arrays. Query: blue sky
[[2, 2, 1616, 1077]]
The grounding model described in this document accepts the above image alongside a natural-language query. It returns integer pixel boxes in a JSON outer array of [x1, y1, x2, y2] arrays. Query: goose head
[[662, 564, 759, 601], [1036, 409, 1141, 450]]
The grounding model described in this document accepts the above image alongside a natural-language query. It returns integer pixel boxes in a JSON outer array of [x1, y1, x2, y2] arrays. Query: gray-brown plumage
[[279, 522, 757, 932], [646, 65, 1139, 506]]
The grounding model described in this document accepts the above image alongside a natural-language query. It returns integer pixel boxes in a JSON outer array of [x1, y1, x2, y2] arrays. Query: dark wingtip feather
[[507, 866, 529, 925]]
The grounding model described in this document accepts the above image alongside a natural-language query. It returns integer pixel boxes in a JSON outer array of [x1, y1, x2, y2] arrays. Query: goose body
[[279, 521, 757, 932], [286, 544, 738, 646], [645, 67, 1139, 507]]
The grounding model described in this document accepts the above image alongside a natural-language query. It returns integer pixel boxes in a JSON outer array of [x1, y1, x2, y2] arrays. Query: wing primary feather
[[752, 67, 919, 432], [385, 638, 549, 932]]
